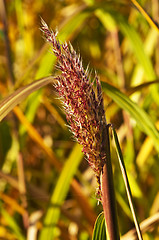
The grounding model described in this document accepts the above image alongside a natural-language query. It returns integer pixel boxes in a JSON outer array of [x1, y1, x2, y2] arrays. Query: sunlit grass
[[0, 0, 159, 239]]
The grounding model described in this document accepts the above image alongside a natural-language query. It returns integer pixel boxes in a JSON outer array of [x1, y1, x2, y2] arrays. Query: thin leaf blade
[[39, 144, 83, 240], [92, 212, 107, 240], [102, 82, 159, 152], [0, 77, 53, 122]]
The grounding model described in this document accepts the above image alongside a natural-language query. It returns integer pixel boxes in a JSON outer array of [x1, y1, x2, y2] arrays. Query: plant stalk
[[112, 127, 143, 240], [101, 124, 120, 240]]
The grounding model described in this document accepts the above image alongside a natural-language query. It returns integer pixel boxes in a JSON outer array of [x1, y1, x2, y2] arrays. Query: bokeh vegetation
[[0, 0, 159, 239]]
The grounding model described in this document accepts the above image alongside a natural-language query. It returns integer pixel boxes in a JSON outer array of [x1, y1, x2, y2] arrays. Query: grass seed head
[[41, 19, 107, 197]]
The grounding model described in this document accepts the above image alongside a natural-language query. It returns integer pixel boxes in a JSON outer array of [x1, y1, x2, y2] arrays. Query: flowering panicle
[[41, 19, 108, 197]]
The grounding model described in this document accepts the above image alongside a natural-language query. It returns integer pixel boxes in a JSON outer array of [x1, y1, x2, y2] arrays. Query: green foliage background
[[0, 0, 159, 239]]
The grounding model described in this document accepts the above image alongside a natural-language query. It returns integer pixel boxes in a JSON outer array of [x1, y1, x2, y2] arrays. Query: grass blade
[[102, 81, 159, 152], [0, 77, 53, 122], [130, 0, 159, 33], [112, 127, 143, 240], [96, 9, 156, 81], [39, 144, 83, 240], [92, 212, 106, 240], [0, 205, 25, 240]]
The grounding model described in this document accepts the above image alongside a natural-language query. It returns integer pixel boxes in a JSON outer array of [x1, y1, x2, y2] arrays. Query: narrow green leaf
[[96, 9, 156, 81], [0, 205, 25, 240], [118, 18, 156, 81], [112, 128, 143, 240], [92, 212, 106, 240], [95, 9, 116, 31], [102, 82, 159, 152], [0, 77, 53, 122], [0, 135, 19, 191], [39, 144, 83, 240], [131, 29, 158, 86], [58, 10, 91, 43]]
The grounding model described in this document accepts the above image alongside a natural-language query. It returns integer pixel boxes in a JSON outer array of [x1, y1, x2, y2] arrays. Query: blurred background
[[0, 0, 159, 239]]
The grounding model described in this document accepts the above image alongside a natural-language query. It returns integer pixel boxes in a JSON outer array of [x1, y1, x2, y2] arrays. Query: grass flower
[[41, 19, 120, 239], [41, 19, 108, 198]]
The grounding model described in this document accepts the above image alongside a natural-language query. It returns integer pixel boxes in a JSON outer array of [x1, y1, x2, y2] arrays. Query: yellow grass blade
[[130, 0, 159, 33]]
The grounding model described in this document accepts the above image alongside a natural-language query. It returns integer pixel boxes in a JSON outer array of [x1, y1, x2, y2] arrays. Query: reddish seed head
[[41, 19, 107, 197]]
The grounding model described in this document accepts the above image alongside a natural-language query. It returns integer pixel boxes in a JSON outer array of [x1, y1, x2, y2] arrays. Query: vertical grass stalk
[[41, 19, 120, 239], [101, 125, 120, 239]]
